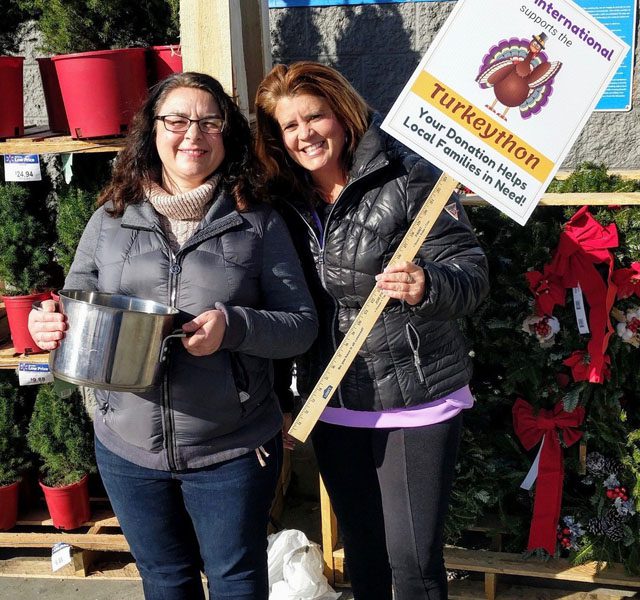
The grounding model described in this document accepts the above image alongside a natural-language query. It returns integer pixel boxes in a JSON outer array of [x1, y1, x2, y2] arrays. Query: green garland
[[447, 163, 640, 573]]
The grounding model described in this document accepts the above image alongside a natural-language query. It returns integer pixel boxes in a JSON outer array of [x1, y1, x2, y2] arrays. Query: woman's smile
[[275, 93, 346, 189]]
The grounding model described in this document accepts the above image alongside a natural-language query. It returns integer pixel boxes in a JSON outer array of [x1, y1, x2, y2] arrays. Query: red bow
[[612, 262, 640, 300], [547, 207, 618, 383], [512, 398, 585, 555], [525, 268, 566, 316]]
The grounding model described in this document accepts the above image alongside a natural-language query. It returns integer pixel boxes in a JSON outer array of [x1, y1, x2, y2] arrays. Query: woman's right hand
[[28, 299, 67, 351]]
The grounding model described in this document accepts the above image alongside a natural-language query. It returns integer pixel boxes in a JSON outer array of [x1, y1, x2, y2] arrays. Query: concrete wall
[[269, 2, 640, 169], [18, 3, 640, 169]]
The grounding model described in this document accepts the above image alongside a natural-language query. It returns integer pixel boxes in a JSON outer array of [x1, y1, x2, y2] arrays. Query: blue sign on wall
[[269, 1, 449, 6], [579, 0, 636, 111]]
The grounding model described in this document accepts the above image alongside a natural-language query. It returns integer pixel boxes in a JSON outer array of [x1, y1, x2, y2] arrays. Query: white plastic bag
[[267, 529, 341, 600]]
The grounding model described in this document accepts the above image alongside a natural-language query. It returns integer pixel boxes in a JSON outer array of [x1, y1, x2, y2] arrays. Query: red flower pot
[[52, 48, 148, 139], [147, 45, 182, 86], [36, 58, 70, 134], [2, 291, 52, 354], [0, 480, 20, 531], [40, 474, 91, 530], [0, 56, 24, 138]]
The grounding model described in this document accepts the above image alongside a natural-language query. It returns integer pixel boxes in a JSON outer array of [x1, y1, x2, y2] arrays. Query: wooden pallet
[[320, 476, 640, 599], [326, 541, 640, 599], [0, 449, 291, 579]]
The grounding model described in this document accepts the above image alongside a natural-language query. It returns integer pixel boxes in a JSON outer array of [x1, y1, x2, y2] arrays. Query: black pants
[[312, 414, 462, 600]]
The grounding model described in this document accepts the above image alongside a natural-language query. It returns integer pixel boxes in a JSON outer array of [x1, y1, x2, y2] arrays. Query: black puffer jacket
[[278, 117, 489, 411]]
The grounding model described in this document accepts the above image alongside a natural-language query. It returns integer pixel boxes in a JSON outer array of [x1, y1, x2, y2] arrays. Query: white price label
[[572, 285, 590, 335], [18, 362, 54, 386], [51, 542, 72, 572], [3, 154, 42, 182]]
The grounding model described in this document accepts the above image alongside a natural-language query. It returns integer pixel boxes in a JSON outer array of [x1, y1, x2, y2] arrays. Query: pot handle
[[31, 300, 60, 312], [159, 329, 192, 363]]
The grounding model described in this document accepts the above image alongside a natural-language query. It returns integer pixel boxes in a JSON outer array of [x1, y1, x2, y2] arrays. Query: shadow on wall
[[333, 6, 419, 115], [271, 4, 419, 116]]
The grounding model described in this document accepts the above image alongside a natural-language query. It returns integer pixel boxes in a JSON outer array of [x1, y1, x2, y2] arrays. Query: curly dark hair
[[98, 72, 261, 216]]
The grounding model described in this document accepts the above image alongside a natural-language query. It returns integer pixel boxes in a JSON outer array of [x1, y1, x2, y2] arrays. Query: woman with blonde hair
[[255, 61, 489, 600]]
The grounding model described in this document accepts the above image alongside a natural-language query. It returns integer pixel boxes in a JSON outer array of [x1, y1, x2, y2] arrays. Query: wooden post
[[179, 0, 272, 116], [319, 475, 337, 585], [484, 572, 498, 600]]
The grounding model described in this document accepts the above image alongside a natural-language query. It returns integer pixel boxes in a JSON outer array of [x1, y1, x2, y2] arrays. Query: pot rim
[[58, 289, 179, 316], [51, 48, 146, 61]]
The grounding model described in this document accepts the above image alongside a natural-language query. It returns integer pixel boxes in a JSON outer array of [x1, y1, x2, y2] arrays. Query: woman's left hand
[[375, 261, 426, 306], [181, 309, 227, 356]]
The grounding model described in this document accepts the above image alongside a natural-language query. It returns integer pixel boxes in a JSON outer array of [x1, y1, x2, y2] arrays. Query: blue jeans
[[95, 435, 282, 600]]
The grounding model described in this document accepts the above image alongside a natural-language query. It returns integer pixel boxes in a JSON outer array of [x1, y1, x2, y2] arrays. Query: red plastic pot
[[36, 57, 69, 133], [0, 56, 24, 138], [147, 45, 182, 86], [0, 480, 20, 531], [40, 474, 91, 530], [2, 291, 52, 354], [52, 48, 148, 139]]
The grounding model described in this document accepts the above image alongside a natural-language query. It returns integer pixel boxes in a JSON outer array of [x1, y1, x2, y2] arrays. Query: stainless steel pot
[[47, 290, 183, 392]]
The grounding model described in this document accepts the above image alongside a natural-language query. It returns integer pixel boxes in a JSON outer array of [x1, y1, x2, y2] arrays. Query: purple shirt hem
[[318, 385, 474, 428]]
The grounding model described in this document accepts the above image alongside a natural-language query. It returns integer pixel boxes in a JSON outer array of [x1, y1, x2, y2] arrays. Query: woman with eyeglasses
[[27, 72, 318, 600]]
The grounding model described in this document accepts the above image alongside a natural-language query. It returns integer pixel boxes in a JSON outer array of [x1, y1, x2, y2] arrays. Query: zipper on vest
[[156, 230, 180, 471], [166, 251, 185, 470], [287, 203, 345, 409], [316, 253, 344, 407]]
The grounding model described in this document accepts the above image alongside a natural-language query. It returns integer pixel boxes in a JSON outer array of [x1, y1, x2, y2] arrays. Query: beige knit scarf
[[145, 174, 221, 251]]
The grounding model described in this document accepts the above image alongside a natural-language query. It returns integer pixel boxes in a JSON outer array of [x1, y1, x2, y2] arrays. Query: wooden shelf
[[0, 342, 48, 369], [463, 191, 640, 206], [0, 127, 124, 155]]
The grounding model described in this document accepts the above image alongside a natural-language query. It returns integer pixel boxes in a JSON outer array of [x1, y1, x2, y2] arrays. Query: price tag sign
[[3, 154, 42, 182], [51, 542, 72, 572], [572, 285, 590, 334], [18, 362, 54, 386]]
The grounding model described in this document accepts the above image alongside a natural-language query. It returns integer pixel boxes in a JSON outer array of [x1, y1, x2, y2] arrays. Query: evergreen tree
[[27, 384, 95, 487]]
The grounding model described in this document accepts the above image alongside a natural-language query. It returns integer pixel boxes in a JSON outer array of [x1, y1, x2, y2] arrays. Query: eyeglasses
[[155, 115, 225, 134]]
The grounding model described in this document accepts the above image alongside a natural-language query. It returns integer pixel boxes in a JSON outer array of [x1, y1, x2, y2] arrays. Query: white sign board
[[381, 0, 629, 225]]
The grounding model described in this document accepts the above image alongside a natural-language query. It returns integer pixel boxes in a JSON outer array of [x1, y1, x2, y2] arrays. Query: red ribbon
[[512, 398, 585, 555], [547, 206, 618, 383]]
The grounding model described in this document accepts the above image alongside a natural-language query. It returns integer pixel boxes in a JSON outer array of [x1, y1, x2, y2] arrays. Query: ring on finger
[[406, 273, 414, 284]]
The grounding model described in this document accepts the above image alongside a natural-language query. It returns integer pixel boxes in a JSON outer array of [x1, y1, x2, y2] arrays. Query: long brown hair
[[254, 61, 371, 204], [99, 72, 260, 216]]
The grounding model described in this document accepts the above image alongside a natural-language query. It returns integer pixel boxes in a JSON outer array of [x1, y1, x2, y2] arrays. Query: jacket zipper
[[157, 229, 180, 471], [287, 159, 390, 408]]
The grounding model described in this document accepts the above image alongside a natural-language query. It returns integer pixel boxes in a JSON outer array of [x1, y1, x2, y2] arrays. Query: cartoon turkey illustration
[[476, 32, 562, 121]]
